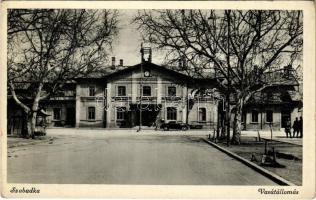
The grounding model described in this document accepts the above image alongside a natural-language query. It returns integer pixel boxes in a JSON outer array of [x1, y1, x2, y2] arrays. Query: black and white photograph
[[1, 1, 315, 198]]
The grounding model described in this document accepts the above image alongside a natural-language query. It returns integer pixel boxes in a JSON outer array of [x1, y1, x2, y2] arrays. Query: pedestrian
[[285, 118, 292, 138], [292, 117, 299, 138], [298, 116, 303, 138], [154, 117, 160, 131]]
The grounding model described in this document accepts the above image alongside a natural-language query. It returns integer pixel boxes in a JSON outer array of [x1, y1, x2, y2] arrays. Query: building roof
[[75, 61, 219, 86], [102, 61, 194, 81]]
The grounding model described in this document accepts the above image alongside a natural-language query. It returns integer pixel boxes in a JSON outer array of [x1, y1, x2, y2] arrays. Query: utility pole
[[138, 43, 144, 132], [226, 10, 231, 147]]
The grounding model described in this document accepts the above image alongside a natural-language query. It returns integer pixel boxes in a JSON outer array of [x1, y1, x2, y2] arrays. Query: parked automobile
[[189, 124, 203, 129], [160, 121, 189, 131]]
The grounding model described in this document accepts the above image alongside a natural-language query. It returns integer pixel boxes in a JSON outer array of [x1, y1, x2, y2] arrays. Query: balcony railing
[[112, 96, 132, 101], [105, 96, 219, 103], [136, 96, 157, 101], [50, 96, 76, 101], [162, 96, 182, 101]]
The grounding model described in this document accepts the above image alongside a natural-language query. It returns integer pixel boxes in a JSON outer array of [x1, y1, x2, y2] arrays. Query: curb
[[203, 138, 296, 186], [8, 137, 54, 148], [260, 138, 302, 147]]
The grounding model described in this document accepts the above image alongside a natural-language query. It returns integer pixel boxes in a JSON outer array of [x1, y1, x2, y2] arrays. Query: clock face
[[144, 70, 150, 77]]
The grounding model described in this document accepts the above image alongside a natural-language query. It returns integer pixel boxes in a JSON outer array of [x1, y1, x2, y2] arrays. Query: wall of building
[[76, 80, 106, 127], [44, 101, 76, 127], [105, 67, 192, 128], [188, 101, 218, 129], [70, 65, 302, 131], [241, 105, 282, 131]]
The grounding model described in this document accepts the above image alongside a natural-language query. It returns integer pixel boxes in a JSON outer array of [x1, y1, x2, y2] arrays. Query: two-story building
[[7, 51, 302, 135], [73, 61, 218, 129]]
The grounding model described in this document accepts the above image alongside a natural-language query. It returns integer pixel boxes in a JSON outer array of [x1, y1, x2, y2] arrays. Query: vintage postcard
[[0, 1, 315, 198]]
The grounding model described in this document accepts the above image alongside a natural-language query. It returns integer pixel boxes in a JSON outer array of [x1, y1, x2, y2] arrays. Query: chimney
[[119, 59, 123, 67], [180, 55, 187, 69], [140, 44, 152, 63], [178, 59, 183, 68], [111, 57, 115, 70]]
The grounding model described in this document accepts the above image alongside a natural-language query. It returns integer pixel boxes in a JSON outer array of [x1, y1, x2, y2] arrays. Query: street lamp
[[138, 44, 144, 132]]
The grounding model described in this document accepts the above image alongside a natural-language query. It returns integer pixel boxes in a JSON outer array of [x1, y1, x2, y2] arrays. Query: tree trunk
[[30, 111, 37, 139], [232, 98, 243, 145], [23, 96, 40, 139], [22, 111, 37, 139], [21, 111, 31, 138], [9, 81, 43, 139]]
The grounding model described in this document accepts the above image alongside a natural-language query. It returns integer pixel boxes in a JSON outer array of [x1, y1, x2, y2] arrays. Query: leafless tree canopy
[[135, 10, 302, 81], [8, 9, 119, 138], [134, 9, 303, 144]]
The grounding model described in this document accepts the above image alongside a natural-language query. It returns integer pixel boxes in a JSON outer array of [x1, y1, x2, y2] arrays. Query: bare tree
[[8, 9, 119, 138], [134, 10, 302, 144]]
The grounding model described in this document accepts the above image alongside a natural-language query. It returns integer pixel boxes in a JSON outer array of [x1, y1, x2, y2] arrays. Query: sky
[[109, 10, 303, 71], [110, 10, 166, 66]]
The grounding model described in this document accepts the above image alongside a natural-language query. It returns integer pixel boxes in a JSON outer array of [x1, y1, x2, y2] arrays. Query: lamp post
[[138, 44, 144, 132]]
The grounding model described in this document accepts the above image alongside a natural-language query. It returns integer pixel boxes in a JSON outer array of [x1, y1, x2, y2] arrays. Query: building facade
[[74, 62, 218, 129], [7, 58, 302, 134]]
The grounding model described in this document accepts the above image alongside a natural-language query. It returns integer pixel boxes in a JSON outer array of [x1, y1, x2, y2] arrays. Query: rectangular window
[[199, 108, 206, 121], [116, 107, 126, 120], [117, 86, 126, 96], [168, 86, 176, 96], [88, 107, 95, 120], [266, 110, 273, 123], [167, 107, 177, 120], [89, 86, 95, 96], [143, 86, 151, 96], [251, 110, 259, 123], [53, 108, 61, 120]]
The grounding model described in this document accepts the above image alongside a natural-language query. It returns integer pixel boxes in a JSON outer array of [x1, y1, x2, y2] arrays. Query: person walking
[[292, 117, 299, 138], [285, 118, 292, 138], [298, 116, 303, 138]]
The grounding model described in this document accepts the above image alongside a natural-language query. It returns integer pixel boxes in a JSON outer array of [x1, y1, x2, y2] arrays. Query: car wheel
[[164, 127, 169, 131], [182, 126, 188, 131]]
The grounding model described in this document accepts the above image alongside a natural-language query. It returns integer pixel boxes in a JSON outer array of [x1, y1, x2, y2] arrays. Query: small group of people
[[285, 116, 303, 138]]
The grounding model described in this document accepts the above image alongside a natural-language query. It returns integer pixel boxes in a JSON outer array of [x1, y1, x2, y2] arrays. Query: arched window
[[88, 107, 95, 120], [89, 86, 95, 96], [168, 86, 176, 96], [116, 107, 126, 120], [167, 107, 177, 120], [143, 86, 151, 96], [117, 86, 126, 96]]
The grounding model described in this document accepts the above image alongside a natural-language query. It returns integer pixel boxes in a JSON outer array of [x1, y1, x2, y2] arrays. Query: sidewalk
[[45, 127, 210, 137], [211, 131, 302, 185], [44, 128, 302, 146], [7, 136, 53, 148], [241, 130, 302, 146]]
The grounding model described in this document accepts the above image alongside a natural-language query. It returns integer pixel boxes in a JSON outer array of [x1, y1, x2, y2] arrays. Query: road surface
[[7, 129, 277, 185]]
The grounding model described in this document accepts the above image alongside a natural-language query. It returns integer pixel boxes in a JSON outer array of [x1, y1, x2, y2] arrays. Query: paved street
[[8, 129, 277, 185]]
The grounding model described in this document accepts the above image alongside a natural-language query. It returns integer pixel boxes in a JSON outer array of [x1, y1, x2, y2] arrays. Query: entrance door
[[66, 107, 76, 127], [130, 104, 161, 127], [281, 110, 291, 128]]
